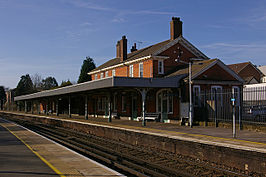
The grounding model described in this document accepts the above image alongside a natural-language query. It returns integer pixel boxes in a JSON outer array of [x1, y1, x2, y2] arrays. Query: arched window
[[156, 89, 173, 114]]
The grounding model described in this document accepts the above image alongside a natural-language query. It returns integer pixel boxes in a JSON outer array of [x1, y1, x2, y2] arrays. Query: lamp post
[[174, 47, 203, 128], [189, 60, 193, 128]]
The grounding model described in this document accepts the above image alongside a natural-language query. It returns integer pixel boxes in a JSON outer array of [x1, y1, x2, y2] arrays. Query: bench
[[111, 112, 119, 119], [137, 113, 160, 122]]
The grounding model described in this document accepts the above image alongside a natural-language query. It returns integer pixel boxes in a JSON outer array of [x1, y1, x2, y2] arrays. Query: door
[[132, 97, 137, 120], [162, 98, 168, 121]]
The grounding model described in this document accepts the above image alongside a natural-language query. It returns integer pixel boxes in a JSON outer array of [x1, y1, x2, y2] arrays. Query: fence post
[[214, 89, 218, 127], [239, 87, 243, 130]]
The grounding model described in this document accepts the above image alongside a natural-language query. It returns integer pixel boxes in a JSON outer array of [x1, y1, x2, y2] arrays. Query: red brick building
[[15, 17, 244, 124], [84, 17, 244, 122]]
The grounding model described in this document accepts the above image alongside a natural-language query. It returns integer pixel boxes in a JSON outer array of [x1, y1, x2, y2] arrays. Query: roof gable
[[166, 59, 244, 83], [152, 36, 209, 59]]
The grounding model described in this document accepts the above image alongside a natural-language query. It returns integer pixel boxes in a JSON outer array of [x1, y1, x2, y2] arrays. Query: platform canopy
[[14, 76, 183, 101]]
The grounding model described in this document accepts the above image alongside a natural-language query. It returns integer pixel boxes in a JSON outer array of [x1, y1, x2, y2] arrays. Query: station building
[[14, 17, 244, 124]]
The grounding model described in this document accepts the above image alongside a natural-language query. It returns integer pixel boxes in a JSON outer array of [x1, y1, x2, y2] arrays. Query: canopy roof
[[14, 76, 183, 101]]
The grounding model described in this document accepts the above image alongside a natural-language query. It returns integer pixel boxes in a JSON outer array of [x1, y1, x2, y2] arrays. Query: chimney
[[116, 36, 127, 61], [170, 17, 182, 40], [130, 43, 137, 52]]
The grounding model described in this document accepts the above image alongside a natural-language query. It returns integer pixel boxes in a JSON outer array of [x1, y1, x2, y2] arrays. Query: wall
[[2, 112, 265, 175]]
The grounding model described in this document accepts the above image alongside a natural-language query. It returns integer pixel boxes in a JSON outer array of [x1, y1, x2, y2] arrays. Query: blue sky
[[1, 0, 266, 88]]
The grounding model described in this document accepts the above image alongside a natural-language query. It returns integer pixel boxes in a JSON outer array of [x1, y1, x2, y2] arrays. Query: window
[[105, 71, 108, 77], [100, 73, 104, 79], [156, 90, 173, 114], [97, 97, 102, 110], [139, 62, 143, 77], [97, 97, 106, 111], [168, 94, 173, 113], [232, 86, 240, 106], [122, 95, 126, 112], [211, 86, 223, 107], [129, 65, 134, 77], [193, 85, 201, 107], [113, 94, 117, 111], [158, 60, 164, 74], [95, 74, 98, 80], [112, 69, 116, 77]]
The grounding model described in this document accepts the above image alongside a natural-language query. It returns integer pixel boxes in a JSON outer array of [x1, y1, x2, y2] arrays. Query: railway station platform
[[0, 111, 266, 174], [0, 117, 123, 177]]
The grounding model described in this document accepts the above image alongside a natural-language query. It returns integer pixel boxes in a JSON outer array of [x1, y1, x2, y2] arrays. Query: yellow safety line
[[0, 123, 66, 177]]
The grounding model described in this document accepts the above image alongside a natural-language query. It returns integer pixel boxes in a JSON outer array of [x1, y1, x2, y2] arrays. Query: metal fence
[[194, 86, 266, 125]]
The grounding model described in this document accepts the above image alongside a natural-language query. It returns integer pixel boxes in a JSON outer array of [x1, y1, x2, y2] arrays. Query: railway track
[[7, 118, 255, 177]]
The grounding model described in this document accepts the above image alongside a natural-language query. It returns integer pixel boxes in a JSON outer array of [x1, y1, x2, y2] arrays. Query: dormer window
[[95, 74, 98, 80], [100, 73, 104, 79], [105, 71, 108, 77], [158, 60, 164, 74]]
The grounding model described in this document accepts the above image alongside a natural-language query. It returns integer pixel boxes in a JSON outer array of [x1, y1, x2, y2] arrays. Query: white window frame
[[193, 85, 201, 107], [95, 74, 98, 80], [112, 69, 116, 77], [211, 86, 223, 107], [158, 60, 164, 74], [129, 65, 134, 77], [100, 73, 104, 79], [156, 89, 173, 114], [105, 71, 108, 77], [139, 62, 143, 77]]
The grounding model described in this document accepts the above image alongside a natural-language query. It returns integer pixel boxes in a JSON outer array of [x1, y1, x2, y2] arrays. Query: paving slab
[[0, 118, 123, 177]]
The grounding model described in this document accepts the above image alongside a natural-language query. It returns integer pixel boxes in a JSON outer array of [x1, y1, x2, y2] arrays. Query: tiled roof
[[258, 65, 266, 75], [91, 40, 171, 72], [227, 62, 250, 73], [243, 76, 258, 83], [165, 59, 217, 79]]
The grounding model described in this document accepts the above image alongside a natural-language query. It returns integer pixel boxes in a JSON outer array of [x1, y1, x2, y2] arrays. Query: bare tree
[[31, 73, 43, 91]]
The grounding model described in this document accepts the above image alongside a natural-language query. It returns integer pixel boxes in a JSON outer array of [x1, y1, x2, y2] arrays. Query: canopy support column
[[56, 99, 59, 116], [68, 96, 71, 118], [85, 95, 88, 120], [108, 92, 112, 123], [137, 88, 148, 126], [24, 101, 27, 113]]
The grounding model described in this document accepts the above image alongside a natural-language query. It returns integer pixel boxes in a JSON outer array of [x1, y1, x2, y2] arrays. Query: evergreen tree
[[41, 77, 58, 90], [15, 74, 34, 96], [78, 56, 96, 83]]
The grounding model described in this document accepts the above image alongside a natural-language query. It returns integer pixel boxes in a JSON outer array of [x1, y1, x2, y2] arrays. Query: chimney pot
[[131, 43, 137, 52]]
